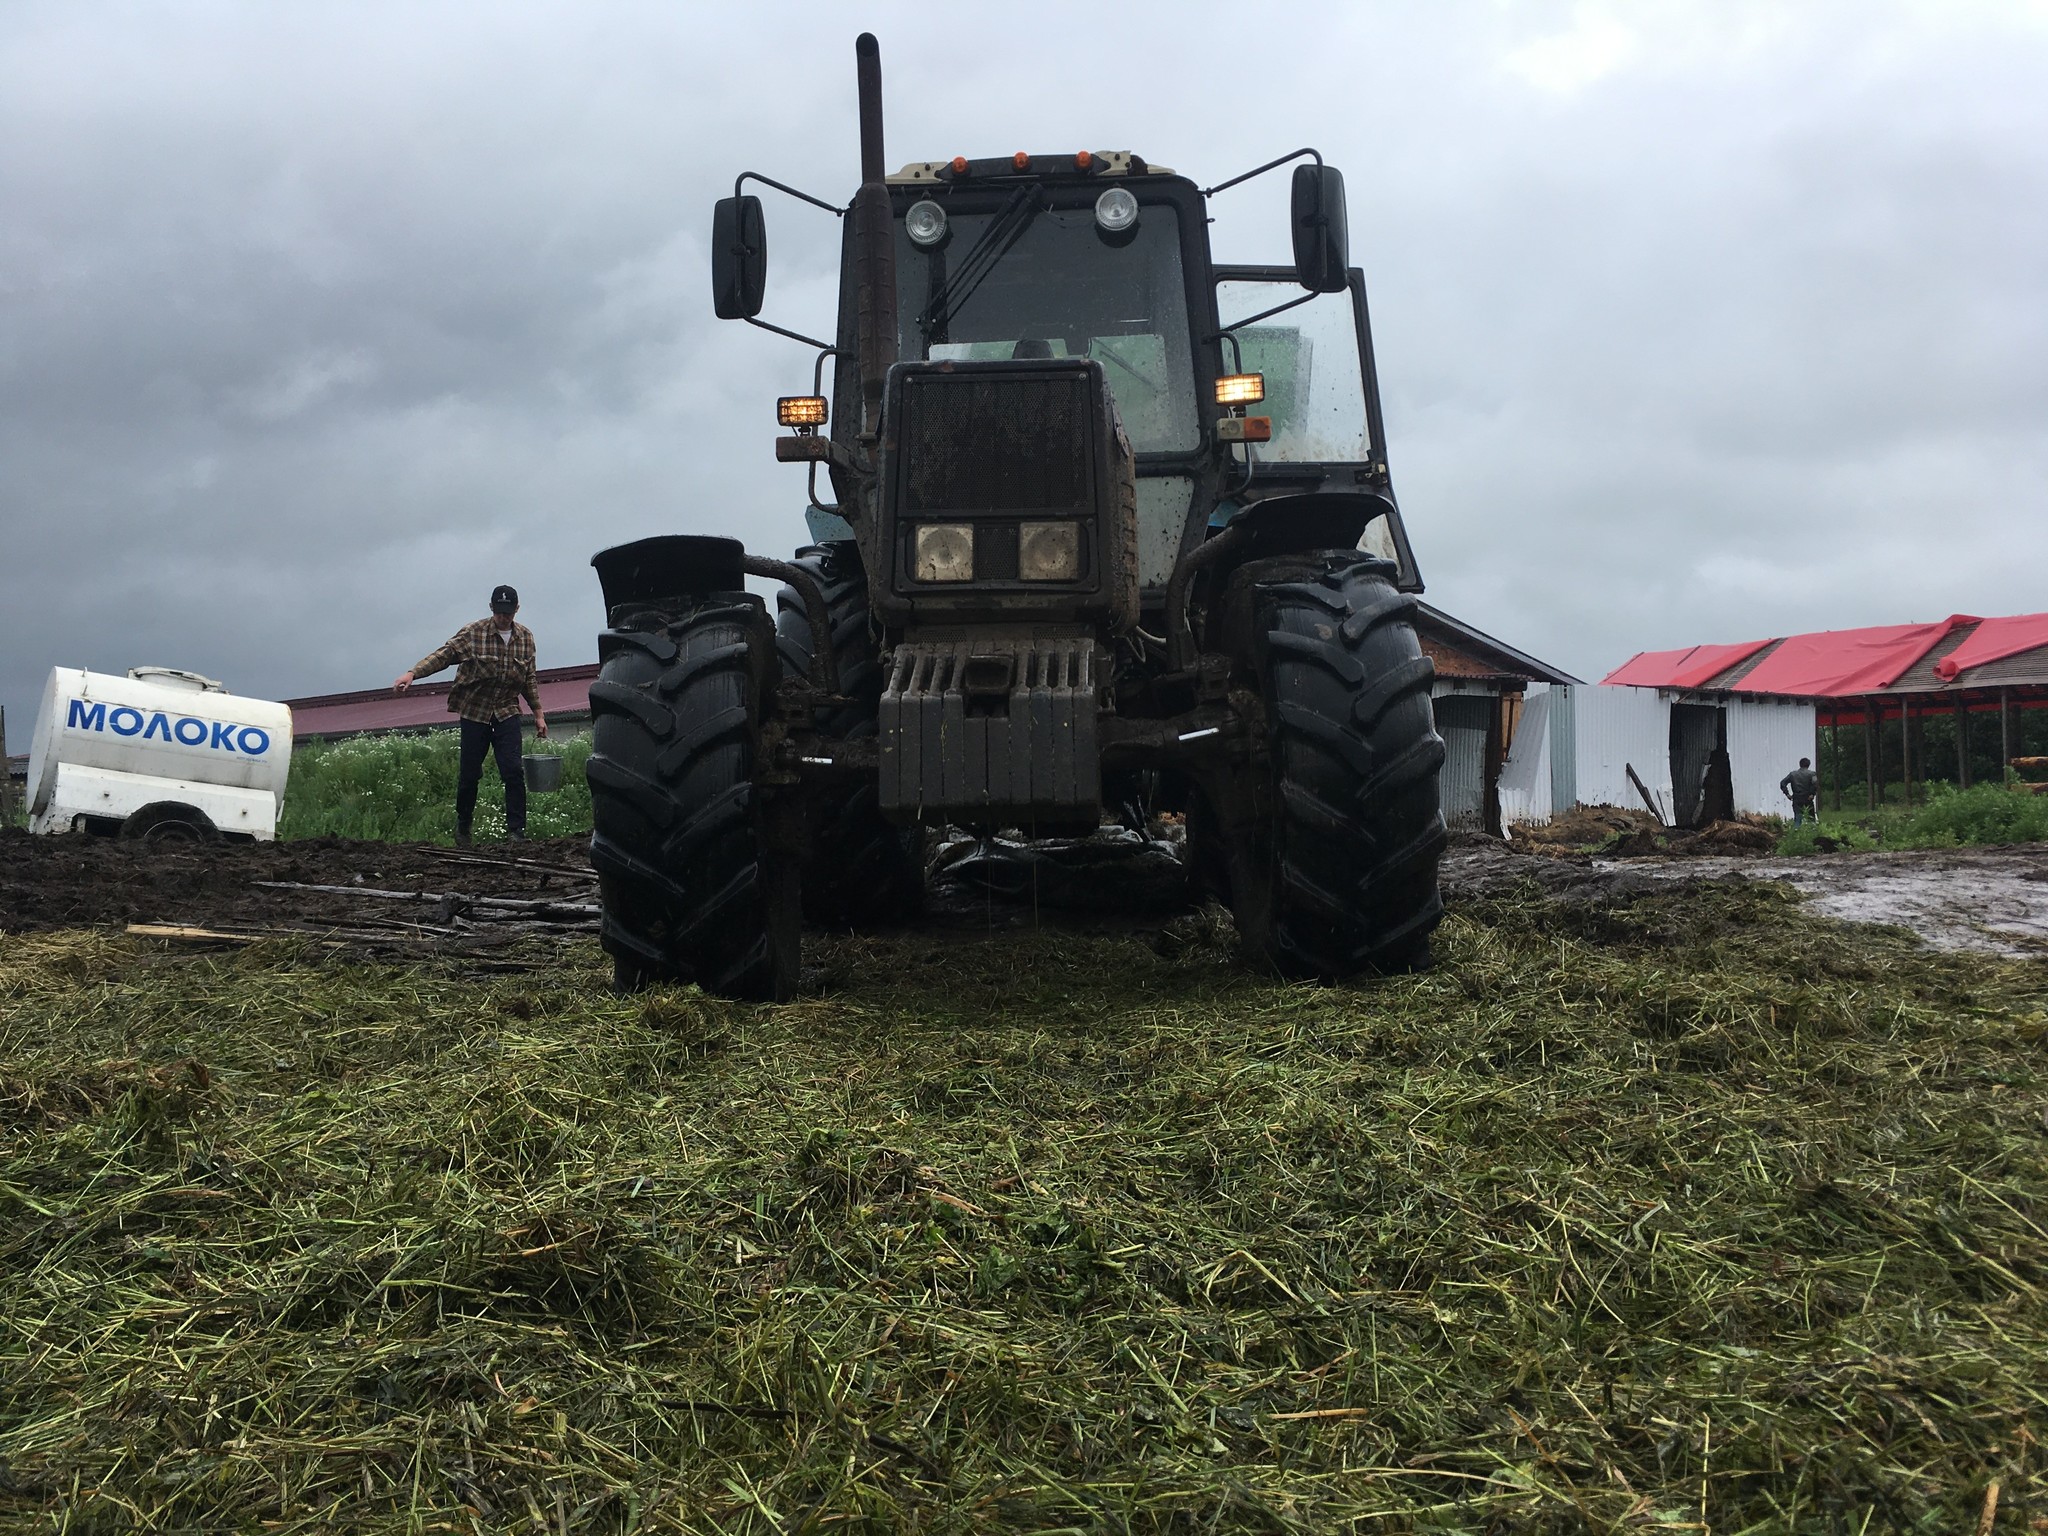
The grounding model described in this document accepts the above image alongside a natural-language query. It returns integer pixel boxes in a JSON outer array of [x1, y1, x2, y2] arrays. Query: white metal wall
[[1725, 697, 1818, 816], [1568, 685, 1675, 821], [1498, 688, 1552, 825], [1498, 684, 1819, 825]]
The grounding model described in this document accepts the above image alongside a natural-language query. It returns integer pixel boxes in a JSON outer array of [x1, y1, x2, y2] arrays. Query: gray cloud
[[3, 0, 2044, 744]]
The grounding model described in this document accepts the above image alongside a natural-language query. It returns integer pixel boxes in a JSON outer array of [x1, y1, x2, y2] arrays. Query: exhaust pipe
[[856, 31, 886, 184], [852, 32, 898, 439]]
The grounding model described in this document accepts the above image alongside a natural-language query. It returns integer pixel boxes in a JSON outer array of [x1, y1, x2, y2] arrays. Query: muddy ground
[[0, 828, 600, 954], [4, 822, 2044, 959]]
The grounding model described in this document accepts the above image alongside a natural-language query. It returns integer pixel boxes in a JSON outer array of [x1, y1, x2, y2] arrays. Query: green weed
[[278, 732, 591, 844]]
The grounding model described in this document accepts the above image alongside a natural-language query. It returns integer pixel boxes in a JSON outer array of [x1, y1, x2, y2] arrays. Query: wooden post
[[1892, 704, 1908, 811], [1953, 695, 1969, 789], [1865, 697, 1879, 810], [0, 705, 9, 825], [1829, 715, 1842, 810]]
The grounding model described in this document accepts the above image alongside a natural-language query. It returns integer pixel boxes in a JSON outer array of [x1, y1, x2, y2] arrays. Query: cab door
[[1211, 266, 1422, 590]]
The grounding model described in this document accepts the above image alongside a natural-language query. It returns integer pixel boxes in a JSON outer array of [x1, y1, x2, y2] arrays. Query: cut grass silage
[[278, 733, 591, 845], [2, 882, 2044, 1531]]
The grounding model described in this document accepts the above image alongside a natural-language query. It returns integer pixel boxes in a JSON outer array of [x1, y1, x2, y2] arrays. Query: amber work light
[[1215, 373, 1266, 406], [777, 395, 828, 429]]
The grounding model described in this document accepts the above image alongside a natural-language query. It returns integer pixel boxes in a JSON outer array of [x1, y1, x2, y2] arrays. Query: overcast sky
[[3, 0, 2044, 739]]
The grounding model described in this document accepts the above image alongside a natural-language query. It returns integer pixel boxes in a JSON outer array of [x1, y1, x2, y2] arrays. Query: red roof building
[[1601, 611, 2048, 801], [286, 664, 599, 740]]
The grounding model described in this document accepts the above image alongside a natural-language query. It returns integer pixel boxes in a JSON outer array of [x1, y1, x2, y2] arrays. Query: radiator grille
[[898, 375, 1091, 513]]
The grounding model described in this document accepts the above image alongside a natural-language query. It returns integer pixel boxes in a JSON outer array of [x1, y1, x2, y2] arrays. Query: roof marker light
[[1012, 150, 1030, 170]]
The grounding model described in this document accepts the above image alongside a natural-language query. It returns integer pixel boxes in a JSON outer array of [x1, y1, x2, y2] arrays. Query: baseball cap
[[490, 584, 519, 613]]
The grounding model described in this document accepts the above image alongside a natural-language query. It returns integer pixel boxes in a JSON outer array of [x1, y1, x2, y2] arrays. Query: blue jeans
[[1791, 800, 1816, 826], [457, 715, 526, 835]]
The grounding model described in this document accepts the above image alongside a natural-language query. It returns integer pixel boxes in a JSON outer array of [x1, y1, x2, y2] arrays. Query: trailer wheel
[[774, 542, 925, 927], [1234, 551, 1447, 977], [586, 595, 800, 1001], [121, 803, 219, 846]]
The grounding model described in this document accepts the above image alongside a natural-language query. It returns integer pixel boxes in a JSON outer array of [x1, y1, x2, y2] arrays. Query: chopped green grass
[[278, 732, 591, 844], [2, 883, 2043, 1530]]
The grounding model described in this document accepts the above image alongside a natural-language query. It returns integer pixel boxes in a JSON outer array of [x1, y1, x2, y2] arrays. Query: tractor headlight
[[912, 523, 975, 582], [1018, 520, 1081, 581], [905, 200, 948, 248], [1094, 187, 1138, 234]]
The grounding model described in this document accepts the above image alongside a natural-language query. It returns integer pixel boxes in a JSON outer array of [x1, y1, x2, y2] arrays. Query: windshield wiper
[[919, 185, 1045, 342]]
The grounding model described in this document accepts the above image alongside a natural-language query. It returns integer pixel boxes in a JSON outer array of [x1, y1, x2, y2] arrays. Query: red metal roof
[[1599, 612, 2048, 698], [286, 664, 598, 739], [1603, 640, 1772, 691], [1933, 612, 2048, 681], [1734, 616, 1978, 696]]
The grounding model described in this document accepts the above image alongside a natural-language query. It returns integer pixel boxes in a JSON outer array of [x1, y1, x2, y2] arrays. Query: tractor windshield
[[895, 202, 1199, 454]]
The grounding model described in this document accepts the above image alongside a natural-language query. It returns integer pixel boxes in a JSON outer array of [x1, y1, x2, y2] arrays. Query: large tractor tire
[[585, 595, 800, 1001], [1228, 551, 1447, 977], [773, 542, 925, 927]]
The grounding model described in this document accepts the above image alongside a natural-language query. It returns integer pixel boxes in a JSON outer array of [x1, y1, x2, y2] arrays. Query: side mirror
[[1290, 164, 1349, 293], [712, 195, 767, 319]]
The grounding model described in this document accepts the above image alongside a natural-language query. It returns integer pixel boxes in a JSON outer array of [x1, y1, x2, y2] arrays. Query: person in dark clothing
[[393, 584, 548, 846], [1780, 757, 1819, 826]]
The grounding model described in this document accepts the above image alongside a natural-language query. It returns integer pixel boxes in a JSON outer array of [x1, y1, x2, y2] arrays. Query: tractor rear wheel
[[774, 542, 925, 927], [1231, 551, 1447, 977], [585, 594, 800, 1001]]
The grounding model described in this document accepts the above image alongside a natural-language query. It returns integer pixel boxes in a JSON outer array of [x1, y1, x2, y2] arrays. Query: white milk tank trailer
[[25, 667, 294, 843]]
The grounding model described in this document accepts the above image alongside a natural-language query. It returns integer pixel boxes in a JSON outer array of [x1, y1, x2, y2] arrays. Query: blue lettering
[[174, 717, 207, 746], [210, 721, 238, 751], [142, 711, 173, 742], [66, 699, 107, 731], [237, 726, 270, 755], [110, 706, 143, 736]]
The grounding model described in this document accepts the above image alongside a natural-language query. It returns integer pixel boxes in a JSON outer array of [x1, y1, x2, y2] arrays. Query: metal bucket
[[523, 753, 564, 793]]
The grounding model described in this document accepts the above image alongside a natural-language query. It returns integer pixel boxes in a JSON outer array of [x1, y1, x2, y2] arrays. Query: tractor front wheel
[[1230, 551, 1448, 977], [585, 594, 800, 1001]]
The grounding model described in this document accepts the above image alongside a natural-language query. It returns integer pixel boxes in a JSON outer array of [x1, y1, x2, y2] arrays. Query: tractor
[[586, 33, 1446, 1000]]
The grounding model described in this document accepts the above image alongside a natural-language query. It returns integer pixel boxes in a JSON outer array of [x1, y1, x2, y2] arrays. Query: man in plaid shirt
[[394, 584, 549, 846]]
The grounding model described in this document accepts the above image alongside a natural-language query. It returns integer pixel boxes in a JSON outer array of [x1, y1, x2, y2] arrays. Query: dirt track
[[0, 829, 598, 952], [3, 826, 2044, 958]]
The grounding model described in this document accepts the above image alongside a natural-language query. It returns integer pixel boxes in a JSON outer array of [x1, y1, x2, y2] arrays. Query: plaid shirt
[[411, 619, 541, 724]]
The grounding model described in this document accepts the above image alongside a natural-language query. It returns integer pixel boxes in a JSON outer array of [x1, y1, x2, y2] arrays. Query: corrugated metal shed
[[1499, 684, 1816, 828], [1599, 610, 2048, 802], [1433, 694, 1493, 829], [1415, 605, 1577, 835]]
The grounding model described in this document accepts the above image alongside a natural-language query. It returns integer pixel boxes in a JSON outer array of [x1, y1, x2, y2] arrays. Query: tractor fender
[[1170, 491, 1402, 668], [1209, 491, 1397, 576]]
